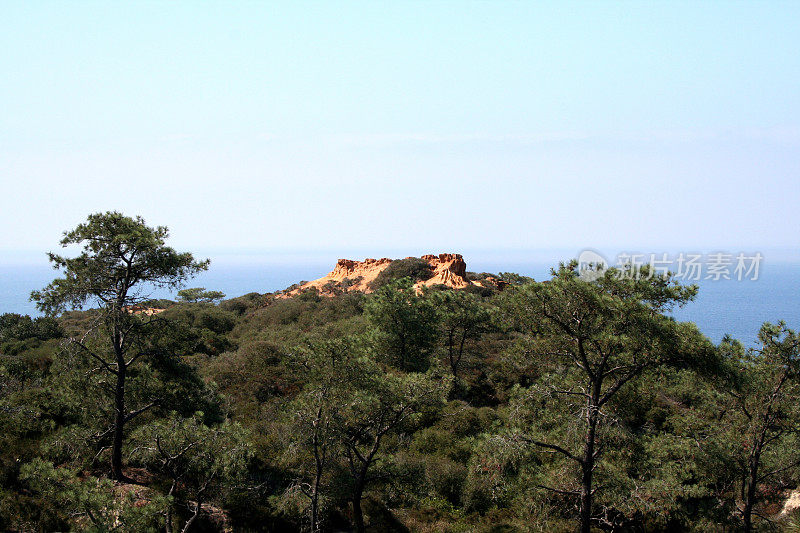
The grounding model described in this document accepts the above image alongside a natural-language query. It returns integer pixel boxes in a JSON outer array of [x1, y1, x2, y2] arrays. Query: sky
[[1, 1, 799, 259]]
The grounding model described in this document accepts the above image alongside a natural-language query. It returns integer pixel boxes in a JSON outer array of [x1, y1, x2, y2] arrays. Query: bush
[[219, 292, 264, 315], [370, 258, 434, 290], [160, 304, 237, 352], [0, 314, 63, 343], [426, 458, 467, 506]]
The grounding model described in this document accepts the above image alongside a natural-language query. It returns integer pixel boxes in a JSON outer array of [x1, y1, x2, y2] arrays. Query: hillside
[[4, 232, 800, 532]]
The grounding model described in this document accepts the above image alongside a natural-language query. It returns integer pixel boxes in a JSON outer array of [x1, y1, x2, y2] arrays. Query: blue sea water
[[0, 259, 331, 317], [1, 253, 797, 347], [466, 258, 800, 346]]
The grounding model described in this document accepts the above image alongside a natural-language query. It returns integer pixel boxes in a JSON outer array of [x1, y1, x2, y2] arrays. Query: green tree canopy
[[131, 413, 251, 533], [430, 289, 493, 381], [30, 212, 209, 480], [177, 288, 226, 304], [32, 212, 208, 315], [364, 278, 439, 372], [717, 323, 800, 532], [501, 261, 713, 533]]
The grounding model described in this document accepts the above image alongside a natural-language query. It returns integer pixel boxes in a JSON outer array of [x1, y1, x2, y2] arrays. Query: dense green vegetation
[[1, 213, 799, 532]]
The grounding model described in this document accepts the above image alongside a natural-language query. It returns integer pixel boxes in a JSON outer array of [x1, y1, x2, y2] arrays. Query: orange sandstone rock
[[417, 253, 470, 289], [284, 257, 393, 295], [125, 306, 166, 316], [279, 253, 504, 298]]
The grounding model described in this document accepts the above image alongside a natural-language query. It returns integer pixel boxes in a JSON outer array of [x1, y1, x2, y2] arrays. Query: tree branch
[[125, 401, 158, 423], [518, 435, 582, 464]]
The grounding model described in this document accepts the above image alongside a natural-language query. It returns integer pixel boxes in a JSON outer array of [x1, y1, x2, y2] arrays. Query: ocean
[[1, 252, 797, 347]]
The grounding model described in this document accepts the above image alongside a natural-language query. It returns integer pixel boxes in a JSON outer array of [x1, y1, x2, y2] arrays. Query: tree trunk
[[743, 450, 761, 533], [310, 496, 318, 533], [352, 484, 365, 533], [742, 374, 785, 533], [347, 430, 382, 533], [310, 402, 326, 533], [742, 499, 753, 533], [111, 364, 126, 480], [447, 330, 456, 376], [580, 398, 599, 533], [311, 469, 321, 533], [181, 499, 202, 533], [164, 480, 177, 533], [579, 441, 595, 533], [457, 329, 467, 375]]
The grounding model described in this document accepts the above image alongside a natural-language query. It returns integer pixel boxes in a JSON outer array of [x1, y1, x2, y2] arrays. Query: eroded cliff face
[[418, 253, 470, 289], [279, 253, 505, 297], [295, 257, 394, 294]]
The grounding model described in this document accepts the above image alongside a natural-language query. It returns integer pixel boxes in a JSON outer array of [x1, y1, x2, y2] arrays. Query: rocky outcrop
[[328, 257, 394, 288], [125, 306, 166, 316], [278, 253, 506, 297], [418, 253, 470, 289], [281, 257, 393, 295]]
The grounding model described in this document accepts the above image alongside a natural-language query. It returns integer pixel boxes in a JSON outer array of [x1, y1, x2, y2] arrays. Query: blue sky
[[1, 1, 798, 255]]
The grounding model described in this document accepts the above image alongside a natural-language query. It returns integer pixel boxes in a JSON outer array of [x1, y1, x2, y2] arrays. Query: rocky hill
[[279, 253, 506, 297]]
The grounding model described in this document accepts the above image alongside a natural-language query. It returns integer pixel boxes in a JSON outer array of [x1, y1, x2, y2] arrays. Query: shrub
[[369, 258, 434, 290], [219, 292, 264, 315]]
